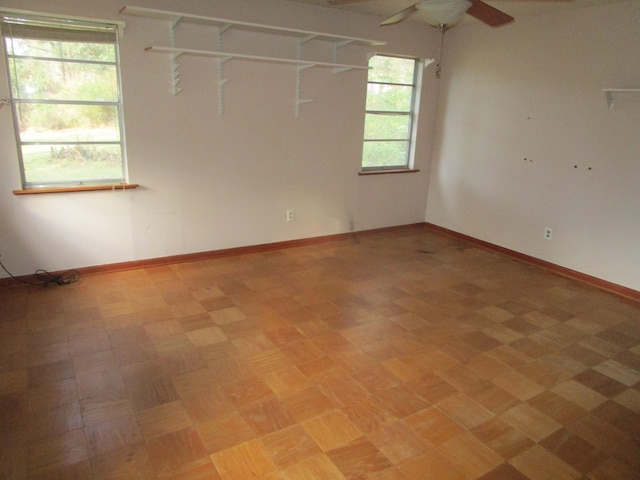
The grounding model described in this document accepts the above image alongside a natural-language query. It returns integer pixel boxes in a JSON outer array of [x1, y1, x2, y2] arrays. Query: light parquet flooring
[[1, 227, 640, 479]]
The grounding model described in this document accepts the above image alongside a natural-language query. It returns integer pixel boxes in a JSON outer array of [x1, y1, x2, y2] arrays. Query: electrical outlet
[[544, 227, 553, 240], [286, 209, 295, 222]]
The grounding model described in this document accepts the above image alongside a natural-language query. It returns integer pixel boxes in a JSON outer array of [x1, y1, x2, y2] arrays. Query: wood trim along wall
[[1, 221, 638, 303], [13, 184, 139, 195], [0, 223, 425, 287], [425, 222, 640, 303]]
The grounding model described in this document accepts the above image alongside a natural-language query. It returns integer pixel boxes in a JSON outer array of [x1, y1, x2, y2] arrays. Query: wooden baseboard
[[3, 221, 637, 303], [425, 222, 640, 303], [0, 223, 426, 287]]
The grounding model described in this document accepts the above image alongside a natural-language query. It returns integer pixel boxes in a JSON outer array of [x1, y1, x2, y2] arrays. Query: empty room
[[0, 0, 639, 478]]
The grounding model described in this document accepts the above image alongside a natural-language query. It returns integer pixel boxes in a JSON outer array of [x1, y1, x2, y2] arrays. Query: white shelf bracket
[[295, 64, 314, 117], [300, 34, 318, 45], [168, 19, 183, 95], [336, 39, 353, 49], [605, 90, 615, 110], [216, 29, 230, 115], [602, 88, 640, 110], [333, 40, 353, 74], [217, 58, 230, 116], [295, 39, 314, 117]]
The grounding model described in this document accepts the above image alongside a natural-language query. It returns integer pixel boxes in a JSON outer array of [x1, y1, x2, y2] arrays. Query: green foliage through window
[[1, 13, 126, 188], [362, 55, 419, 170]]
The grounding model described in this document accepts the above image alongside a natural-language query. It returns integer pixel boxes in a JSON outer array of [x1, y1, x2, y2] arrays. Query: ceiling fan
[[328, 0, 567, 77], [328, 0, 569, 29]]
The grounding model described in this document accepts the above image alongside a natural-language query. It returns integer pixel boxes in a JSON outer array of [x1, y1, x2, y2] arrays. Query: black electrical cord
[[0, 256, 80, 286]]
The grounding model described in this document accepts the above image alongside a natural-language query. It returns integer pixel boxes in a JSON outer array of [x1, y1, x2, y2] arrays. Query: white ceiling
[[287, 0, 628, 26]]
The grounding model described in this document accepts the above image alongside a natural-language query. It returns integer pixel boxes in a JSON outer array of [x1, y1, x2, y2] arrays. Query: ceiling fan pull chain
[[435, 23, 445, 78]]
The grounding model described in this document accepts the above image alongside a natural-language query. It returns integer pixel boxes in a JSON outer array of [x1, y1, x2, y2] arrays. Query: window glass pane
[[22, 143, 123, 184], [366, 83, 413, 112], [364, 113, 410, 140], [4, 37, 115, 62], [362, 141, 409, 168], [368, 56, 415, 84], [2, 13, 126, 188], [9, 57, 118, 101], [17, 104, 120, 142]]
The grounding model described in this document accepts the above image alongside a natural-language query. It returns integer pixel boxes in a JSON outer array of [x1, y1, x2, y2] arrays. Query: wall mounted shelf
[[145, 46, 371, 71], [603, 88, 640, 110], [121, 5, 384, 115], [120, 6, 385, 47]]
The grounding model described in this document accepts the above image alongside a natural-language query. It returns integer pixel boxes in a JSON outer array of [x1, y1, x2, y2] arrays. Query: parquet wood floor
[[1, 227, 639, 479]]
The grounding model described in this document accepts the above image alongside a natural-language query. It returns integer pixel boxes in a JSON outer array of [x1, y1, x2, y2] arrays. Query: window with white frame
[[362, 54, 421, 171], [1, 12, 127, 189]]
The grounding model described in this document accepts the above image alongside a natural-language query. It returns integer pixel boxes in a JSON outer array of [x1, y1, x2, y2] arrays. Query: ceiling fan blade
[[380, 3, 420, 26], [467, 0, 514, 27], [328, 0, 379, 4]]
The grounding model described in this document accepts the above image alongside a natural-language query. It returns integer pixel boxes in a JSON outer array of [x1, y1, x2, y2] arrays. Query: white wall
[[0, 0, 438, 276], [426, 1, 640, 291]]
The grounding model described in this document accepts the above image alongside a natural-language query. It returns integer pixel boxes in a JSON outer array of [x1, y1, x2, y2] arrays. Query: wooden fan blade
[[328, 0, 378, 4], [467, 0, 514, 27], [380, 3, 420, 26]]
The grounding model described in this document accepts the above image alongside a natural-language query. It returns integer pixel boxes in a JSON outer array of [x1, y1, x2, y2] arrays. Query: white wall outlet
[[544, 227, 553, 240], [286, 209, 295, 222]]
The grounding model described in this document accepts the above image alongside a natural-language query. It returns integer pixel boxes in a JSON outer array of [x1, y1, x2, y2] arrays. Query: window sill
[[358, 169, 420, 176], [13, 183, 139, 195]]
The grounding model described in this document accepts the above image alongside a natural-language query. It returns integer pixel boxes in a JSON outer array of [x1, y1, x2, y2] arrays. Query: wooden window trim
[[13, 183, 139, 195], [358, 169, 420, 176]]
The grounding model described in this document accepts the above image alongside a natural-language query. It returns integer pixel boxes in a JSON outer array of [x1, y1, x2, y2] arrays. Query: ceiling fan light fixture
[[416, 0, 472, 27]]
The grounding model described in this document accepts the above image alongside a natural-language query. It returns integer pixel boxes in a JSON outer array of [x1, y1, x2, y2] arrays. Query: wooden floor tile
[[476, 462, 531, 480], [223, 376, 276, 408], [280, 453, 346, 480], [260, 424, 322, 469], [239, 397, 296, 435], [375, 384, 429, 419], [470, 416, 534, 459], [501, 403, 562, 441], [593, 359, 640, 387], [340, 393, 394, 435], [136, 400, 192, 439], [84, 414, 142, 457], [155, 457, 222, 480], [146, 427, 208, 475], [398, 448, 467, 480], [302, 411, 362, 451], [89, 442, 156, 480], [281, 386, 335, 423], [28, 428, 88, 476], [327, 437, 393, 479], [403, 406, 465, 446], [2, 228, 639, 479], [264, 367, 313, 397], [509, 444, 582, 480], [211, 439, 275, 480], [613, 388, 640, 413], [436, 393, 495, 430], [196, 411, 256, 453], [437, 431, 503, 478], [539, 427, 608, 474], [491, 369, 545, 401], [367, 420, 429, 464], [551, 379, 607, 411], [27, 401, 83, 441]]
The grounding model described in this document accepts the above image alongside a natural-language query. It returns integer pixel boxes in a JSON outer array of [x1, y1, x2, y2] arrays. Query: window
[[361, 54, 421, 171], [1, 12, 126, 189]]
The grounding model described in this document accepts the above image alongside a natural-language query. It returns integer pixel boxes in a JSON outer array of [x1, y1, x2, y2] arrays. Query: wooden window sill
[[358, 169, 420, 176], [13, 183, 139, 195]]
